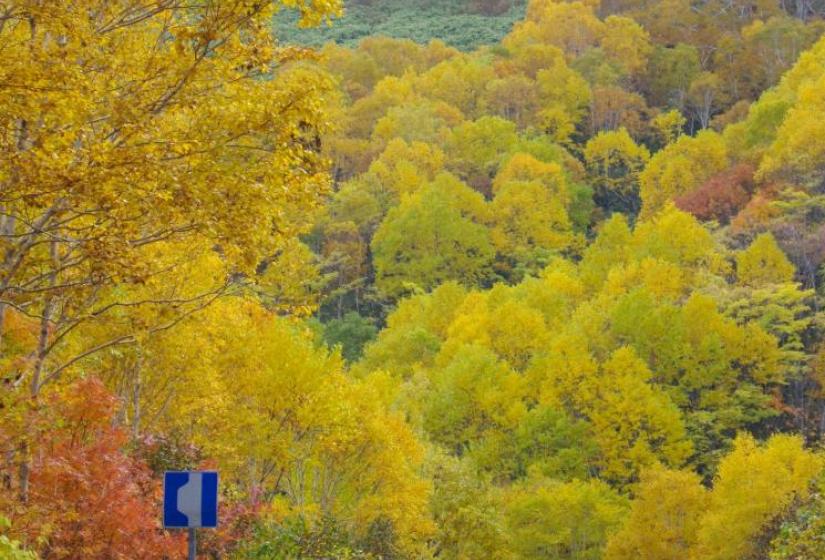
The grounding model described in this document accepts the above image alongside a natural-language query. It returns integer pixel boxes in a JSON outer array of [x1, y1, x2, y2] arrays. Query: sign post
[[163, 471, 219, 560], [188, 528, 197, 560]]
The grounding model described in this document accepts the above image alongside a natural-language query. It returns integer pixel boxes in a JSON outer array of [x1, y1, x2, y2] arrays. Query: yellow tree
[[605, 466, 708, 560], [489, 154, 575, 270], [423, 343, 524, 456], [0, 0, 341, 390], [588, 348, 693, 484], [509, 0, 605, 59], [736, 233, 796, 287], [0, 0, 342, 501], [138, 298, 434, 555], [758, 73, 825, 186], [692, 434, 822, 560], [482, 75, 540, 128], [535, 56, 593, 143], [489, 180, 574, 266], [606, 435, 822, 560], [584, 128, 650, 214], [364, 138, 446, 198], [652, 110, 687, 147], [357, 282, 469, 380], [445, 117, 520, 192], [416, 55, 496, 119], [639, 130, 729, 218], [601, 15, 653, 77]]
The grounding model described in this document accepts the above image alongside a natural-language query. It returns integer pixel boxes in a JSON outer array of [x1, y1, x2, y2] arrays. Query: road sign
[[163, 471, 218, 529]]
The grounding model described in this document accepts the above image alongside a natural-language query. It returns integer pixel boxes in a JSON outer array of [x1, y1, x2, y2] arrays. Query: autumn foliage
[[1, 379, 182, 559], [4, 0, 825, 558], [675, 163, 757, 223]]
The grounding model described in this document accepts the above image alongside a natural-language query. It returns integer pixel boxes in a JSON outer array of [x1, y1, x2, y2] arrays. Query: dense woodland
[[3, 0, 825, 558]]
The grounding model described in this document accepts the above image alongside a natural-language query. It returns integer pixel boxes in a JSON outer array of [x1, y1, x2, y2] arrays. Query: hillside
[[274, 0, 527, 50], [5, 1, 825, 560]]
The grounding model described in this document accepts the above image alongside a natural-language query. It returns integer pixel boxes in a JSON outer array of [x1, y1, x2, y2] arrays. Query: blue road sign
[[163, 471, 218, 529]]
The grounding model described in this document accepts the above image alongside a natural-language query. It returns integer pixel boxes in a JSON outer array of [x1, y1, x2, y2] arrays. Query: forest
[[2, 0, 825, 558]]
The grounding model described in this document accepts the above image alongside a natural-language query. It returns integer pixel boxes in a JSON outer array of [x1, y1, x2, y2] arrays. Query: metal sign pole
[[188, 527, 196, 560]]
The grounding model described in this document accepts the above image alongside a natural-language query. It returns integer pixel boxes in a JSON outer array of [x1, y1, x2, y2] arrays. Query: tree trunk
[[18, 238, 58, 503], [132, 352, 142, 440], [18, 440, 29, 503]]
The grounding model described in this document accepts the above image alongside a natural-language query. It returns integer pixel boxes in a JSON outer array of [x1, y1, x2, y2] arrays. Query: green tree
[[505, 478, 629, 560], [323, 312, 379, 363], [372, 174, 494, 298]]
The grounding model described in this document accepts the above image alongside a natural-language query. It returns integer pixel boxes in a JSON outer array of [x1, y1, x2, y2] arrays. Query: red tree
[[2, 378, 183, 559], [675, 163, 756, 224]]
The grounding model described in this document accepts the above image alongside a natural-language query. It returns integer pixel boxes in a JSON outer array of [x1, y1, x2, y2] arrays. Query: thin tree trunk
[[19, 240, 58, 503], [18, 441, 29, 503], [132, 351, 143, 440]]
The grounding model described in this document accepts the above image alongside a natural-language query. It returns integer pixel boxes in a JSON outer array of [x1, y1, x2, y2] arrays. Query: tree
[[372, 101, 450, 146], [416, 55, 496, 119], [651, 109, 686, 147], [505, 478, 628, 560], [145, 298, 434, 555], [736, 233, 796, 287], [578, 214, 635, 291], [428, 453, 514, 560], [358, 36, 429, 77], [423, 344, 522, 455], [639, 130, 729, 218], [321, 42, 382, 100], [507, 43, 569, 79], [608, 288, 786, 471], [714, 17, 821, 103], [645, 44, 701, 109], [365, 138, 446, 199], [604, 466, 708, 560], [489, 155, 575, 267], [769, 475, 825, 560], [445, 117, 520, 193], [511, 0, 605, 58], [601, 15, 652, 77], [688, 72, 727, 130], [322, 312, 378, 363], [584, 128, 650, 215], [489, 181, 575, 268], [0, 0, 342, 501], [320, 220, 370, 317], [511, 405, 598, 481], [594, 348, 692, 483], [357, 282, 468, 380], [674, 163, 755, 224], [0, 378, 182, 558], [693, 434, 822, 560], [372, 175, 494, 298], [759, 73, 825, 186], [482, 75, 540, 128], [588, 86, 649, 138], [535, 59, 593, 143]]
